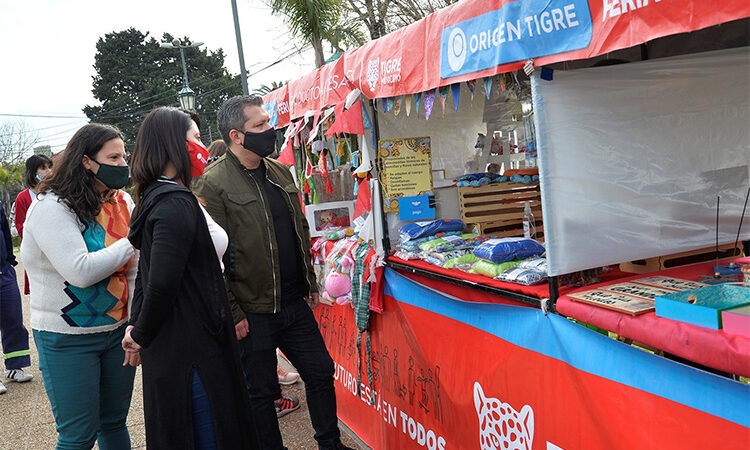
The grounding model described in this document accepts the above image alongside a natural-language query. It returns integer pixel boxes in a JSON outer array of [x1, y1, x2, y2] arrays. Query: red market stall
[[263, 1, 750, 448]]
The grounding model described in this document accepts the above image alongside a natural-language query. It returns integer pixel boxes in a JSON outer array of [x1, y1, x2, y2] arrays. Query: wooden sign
[[631, 276, 707, 292], [568, 289, 655, 316], [600, 282, 676, 300]]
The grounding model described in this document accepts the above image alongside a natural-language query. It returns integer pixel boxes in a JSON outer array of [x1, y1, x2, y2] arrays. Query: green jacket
[[193, 150, 317, 322]]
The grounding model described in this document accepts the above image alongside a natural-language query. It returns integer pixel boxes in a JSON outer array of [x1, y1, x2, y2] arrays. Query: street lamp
[[160, 39, 204, 110]]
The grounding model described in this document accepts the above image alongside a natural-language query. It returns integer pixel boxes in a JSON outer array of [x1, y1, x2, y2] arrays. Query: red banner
[[287, 57, 354, 121], [266, 0, 749, 128], [314, 269, 749, 449]]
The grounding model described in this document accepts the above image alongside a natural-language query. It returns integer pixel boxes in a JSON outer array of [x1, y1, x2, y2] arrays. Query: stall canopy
[[264, 0, 750, 127]]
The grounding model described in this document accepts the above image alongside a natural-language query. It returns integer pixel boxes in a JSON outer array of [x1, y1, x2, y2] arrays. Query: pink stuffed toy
[[322, 272, 352, 306]]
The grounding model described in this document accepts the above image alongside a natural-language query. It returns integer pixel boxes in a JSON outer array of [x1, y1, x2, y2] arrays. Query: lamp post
[[160, 39, 204, 110]]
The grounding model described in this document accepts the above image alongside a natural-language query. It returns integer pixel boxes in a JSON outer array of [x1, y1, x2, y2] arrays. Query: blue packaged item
[[473, 238, 545, 264], [399, 219, 465, 241]]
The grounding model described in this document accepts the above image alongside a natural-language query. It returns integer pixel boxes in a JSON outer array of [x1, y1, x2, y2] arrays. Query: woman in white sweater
[[21, 124, 138, 450]]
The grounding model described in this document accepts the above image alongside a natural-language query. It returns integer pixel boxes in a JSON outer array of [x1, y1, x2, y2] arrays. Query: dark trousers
[[1, 266, 30, 370], [238, 297, 339, 450]]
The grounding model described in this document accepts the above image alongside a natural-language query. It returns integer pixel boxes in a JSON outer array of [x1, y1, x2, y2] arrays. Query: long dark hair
[[130, 107, 192, 202], [38, 124, 123, 224], [24, 154, 53, 189]]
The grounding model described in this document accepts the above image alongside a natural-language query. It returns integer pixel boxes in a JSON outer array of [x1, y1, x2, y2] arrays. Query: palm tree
[[268, 0, 363, 67], [252, 81, 287, 96]]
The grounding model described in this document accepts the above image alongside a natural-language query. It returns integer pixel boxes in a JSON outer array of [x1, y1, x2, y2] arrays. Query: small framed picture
[[305, 201, 355, 237]]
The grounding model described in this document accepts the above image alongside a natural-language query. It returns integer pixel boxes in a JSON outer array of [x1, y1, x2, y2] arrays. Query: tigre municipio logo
[[366, 58, 380, 92], [447, 27, 467, 72]]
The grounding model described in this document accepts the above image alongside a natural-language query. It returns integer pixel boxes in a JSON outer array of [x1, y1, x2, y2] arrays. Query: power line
[[0, 113, 87, 119]]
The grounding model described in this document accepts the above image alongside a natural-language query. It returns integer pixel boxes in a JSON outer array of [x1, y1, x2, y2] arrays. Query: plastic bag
[[399, 231, 462, 251], [496, 267, 547, 285], [400, 219, 465, 241], [473, 238, 545, 264], [518, 258, 547, 274], [469, 259, 523, 278], [443, 253, 480, 269]]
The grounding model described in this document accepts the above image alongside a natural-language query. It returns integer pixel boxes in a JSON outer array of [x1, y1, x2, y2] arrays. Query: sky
[[0, 0, 316, 153]]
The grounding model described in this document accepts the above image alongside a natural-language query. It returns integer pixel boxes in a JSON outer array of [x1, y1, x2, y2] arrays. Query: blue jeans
[[192, 370, 218, 450], [34, 325, 135, 450]]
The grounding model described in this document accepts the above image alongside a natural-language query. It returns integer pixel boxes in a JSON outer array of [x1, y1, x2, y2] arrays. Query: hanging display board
[[378, 137, 433, 212]]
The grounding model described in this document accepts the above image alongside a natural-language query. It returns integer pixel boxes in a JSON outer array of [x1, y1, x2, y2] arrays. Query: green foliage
[[252, 81, 287, 96], [0, 163, 24, 221], [82, 28, 242, 147], [268, 0, 365, 67]]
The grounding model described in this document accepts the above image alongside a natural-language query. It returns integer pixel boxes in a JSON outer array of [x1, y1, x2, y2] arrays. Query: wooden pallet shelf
[[459, 182, 543, 239]]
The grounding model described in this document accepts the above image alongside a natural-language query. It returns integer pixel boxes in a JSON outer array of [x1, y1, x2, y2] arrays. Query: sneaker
[[0, 380, 6, 394], [5, 369, 33, 383], [274, 395, 300, 418], [277, 367, 300, 385]]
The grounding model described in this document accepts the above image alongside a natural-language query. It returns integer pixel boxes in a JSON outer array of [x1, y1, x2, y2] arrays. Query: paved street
[[1, 258, 364, 449]]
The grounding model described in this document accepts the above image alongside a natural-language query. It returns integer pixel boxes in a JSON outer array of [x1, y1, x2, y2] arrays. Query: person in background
[[206, 140, 227, 164], [194, 95, 349, 450], [21, 124, 138, 448], [123, 107, 257, 449], [0, 200, 32, 395], [14, 153, 53, 295], [486, 163, 501, 175]]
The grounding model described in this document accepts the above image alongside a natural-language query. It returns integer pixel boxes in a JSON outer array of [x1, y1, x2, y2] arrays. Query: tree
[[0, 120, 39, 165], [268, 0, 365, 67], [345, 0, 458, 39], [82, 28, 243, 147], [0, 163, 24, 221], [252, 81, 287, 96]]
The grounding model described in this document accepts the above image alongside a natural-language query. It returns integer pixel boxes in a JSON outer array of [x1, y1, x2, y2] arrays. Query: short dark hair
[[24, 154, 53, 189], [179, 108, 201, 130], [131, 107, 192, 202], [217, 95, 263, 145], [38, 124, 124, 224]]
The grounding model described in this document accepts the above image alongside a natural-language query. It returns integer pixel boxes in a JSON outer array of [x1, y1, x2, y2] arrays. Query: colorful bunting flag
[[484, 77, 493, 100], [361, 102, 372, 130], [405, 95, 412, 116], [386, 97, 395, 112], [424, 89, 436, 120], [451, 84, 461, 112], [415, 93, 422, 113], [438, 86, 449, 114], [393, 96, 402, 116], [467, 80, 476, 99]]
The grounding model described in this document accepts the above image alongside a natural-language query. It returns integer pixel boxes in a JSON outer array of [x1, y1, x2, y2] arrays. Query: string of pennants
[[275, 73, 523, 203]]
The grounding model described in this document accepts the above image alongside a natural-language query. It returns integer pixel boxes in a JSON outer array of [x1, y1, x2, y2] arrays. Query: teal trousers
[[34, 324, 135, 450]]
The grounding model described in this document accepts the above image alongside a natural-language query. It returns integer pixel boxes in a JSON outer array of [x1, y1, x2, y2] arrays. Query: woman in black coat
[[122, 107, 258, 449]]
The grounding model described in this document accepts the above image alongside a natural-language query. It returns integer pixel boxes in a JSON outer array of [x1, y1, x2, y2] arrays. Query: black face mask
[[241, 128, 277, 158], [92, 159, 129, 190]]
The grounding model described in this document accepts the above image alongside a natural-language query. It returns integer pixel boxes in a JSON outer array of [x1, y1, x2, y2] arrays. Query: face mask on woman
[[92, 160, 130, 189], [187, 140, 209, 177]]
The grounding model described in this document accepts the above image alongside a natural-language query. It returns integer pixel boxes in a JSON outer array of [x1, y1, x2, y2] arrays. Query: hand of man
[[122, 325, 142, 367], [306, 292, 320, 310], [235, 318, 250, 340]]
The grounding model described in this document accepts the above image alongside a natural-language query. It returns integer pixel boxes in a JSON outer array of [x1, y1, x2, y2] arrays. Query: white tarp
[[532, 48, 750, 276]]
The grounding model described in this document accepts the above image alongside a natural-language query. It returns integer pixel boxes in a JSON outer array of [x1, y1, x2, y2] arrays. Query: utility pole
[[231, 0, 250, 95]]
